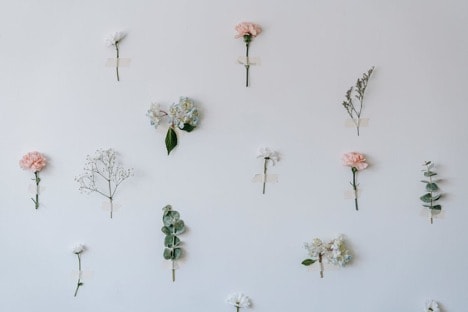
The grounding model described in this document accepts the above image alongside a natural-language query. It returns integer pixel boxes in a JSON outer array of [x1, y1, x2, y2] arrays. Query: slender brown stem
[[319, 253, 323, 278], [262, 157, 269, 194], [74, 253, 82, 297]]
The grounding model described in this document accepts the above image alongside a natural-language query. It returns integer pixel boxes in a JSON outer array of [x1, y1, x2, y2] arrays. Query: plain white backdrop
[[1, 0, 467, 311]]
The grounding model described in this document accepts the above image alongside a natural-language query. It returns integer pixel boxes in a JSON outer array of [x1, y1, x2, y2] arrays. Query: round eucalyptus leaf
[[163, 248, 172, 260], [174, 220, 185, 234], [173, 248, 182, 260], [161, 226, 171, 235]]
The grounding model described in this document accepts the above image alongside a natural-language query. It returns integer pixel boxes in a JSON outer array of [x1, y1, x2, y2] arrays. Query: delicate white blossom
[[105, 31, 126, 47], [425, 300, 440, 312], [226, 292, 251, 309], [304, 235, 352, 267], [147, 103, 165, 129], [257, 147, 279, 165], [73, 244, 86, 254], [168, 97, 200, 130]]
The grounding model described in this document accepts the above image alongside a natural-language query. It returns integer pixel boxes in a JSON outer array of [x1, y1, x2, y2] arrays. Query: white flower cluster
[[226, 292, 251, 309], [147, 97, 199, 130], [425, 300, 440, 312], [257, 147, 280, 165], [105, 31, 126, 47], [304, 235, 352, 267]]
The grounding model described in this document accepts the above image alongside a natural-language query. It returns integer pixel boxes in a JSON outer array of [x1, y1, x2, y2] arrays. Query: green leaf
[[173, 248, 182, 260], [165, 127, 178, 155], [163, 211, 180, 226], [301, 259, 316, 266], [432, 205, 442, 211], [420, 180, 429, 183], [174, 220, 185, 234], [180, 123, 195, 132], [163, 248, 172, 260], [432, 194, 441, 201], [420, 193, 433, 203], [161, 226, 171, 235], [422, 204, 433, 208], [426, 183, 439, 192], [164, 235, 181, 248], [424, 171, 437, 177]]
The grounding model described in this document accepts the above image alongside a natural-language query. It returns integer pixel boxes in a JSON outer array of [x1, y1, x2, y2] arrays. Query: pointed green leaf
[[301, 259, 316, 266], [420, 180, 429, 183], [424, 171, 437, 177], [432, 205, 442, 211], [422, 204, 433, 208], [161, 226, 171, 235], [173, 248, 182, 260], [420, 193, 433, 203], [426, 183, 439, 192], [163, 248, 172, 260], [165, 127, 178, 155], [180, 123, 195, 132]]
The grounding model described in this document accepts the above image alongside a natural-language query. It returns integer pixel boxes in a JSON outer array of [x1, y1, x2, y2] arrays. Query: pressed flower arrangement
[[226, 292, 251, 312], [75, 149, 133, 218], [147, 97, 200, 155], [420, 161, 442, 224], [341, 67, 375, 136], [19, 151, 47, 209], [342, 152, 368, 211], [161, 205, 185, 282], [302, 235, 352, 278], [105, 31, 126, 81], [235, 22, 262, 87]]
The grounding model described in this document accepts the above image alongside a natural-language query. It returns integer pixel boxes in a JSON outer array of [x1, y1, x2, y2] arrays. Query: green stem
[[74, 253, 82, 297], [319, 253, 324, 278], [262, 157, 269, 194], [236, 307, 240, 312], [31, 171, 40, 209], [115, 42, 120, 82], [172, 260, 175, 282], [245, 42, 250, 87], [107, 178, 113, 219], [352, 167, 359, 211]]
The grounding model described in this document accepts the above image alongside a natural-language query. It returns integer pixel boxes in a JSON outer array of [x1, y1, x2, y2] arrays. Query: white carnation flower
[[105, 31, 126, 47], [256, 147, 279, 165], [226, 292, 251, 309], [72, 244, 86, 254]]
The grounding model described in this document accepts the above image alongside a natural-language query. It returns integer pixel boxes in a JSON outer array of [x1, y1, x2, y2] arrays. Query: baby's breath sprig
[[342, 66, 375, 136]]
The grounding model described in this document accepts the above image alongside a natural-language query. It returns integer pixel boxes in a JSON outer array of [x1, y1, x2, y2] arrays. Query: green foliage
[[161, 205, 185, 261], [301, 259, 316, 266], [420, 161, 442, 218], [165, 127, 178, 155], [181, 123, 195, 132]]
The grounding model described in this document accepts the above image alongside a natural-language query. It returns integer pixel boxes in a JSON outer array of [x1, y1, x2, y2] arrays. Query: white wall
[[1, 0, 467, 311]]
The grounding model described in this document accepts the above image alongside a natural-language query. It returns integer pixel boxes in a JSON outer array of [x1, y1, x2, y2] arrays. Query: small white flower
[[226, 292, 251, 309], [147, 103, 164, 128], [425, 300, 440, 312], [105, 31, 126, 47], [72, 244, 86, 254], [257, 147, 279, 165]]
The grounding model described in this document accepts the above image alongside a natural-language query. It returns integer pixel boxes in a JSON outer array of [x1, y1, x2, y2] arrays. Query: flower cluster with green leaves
[[420, 161, 442, 224], [342, 66, 375, 136], [302, 235, 352, 278], [161, 205, 186, 282], [147, 97, 200, 155]]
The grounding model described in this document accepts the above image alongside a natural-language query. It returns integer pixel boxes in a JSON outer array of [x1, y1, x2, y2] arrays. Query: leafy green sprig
[[342, 66, 375, 136], [420, 161, 442, 224], [161, 205, 185, 282]]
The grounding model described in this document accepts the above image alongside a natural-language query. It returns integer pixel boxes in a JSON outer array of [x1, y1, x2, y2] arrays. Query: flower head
[[147, 103, 164, 129], [168, 97, 200, 130], [257, 147, 279, 165], [342, 152, 368, 170], [235, 22, 262, 39], [19, 151, 47, 172], [304, 238, 326, 260], [73, 244, 86, 254], [226, 292, 251, 309], [425, 300, 440, 312], [326, 235, 352, 267], [105, 31, 126, 47]]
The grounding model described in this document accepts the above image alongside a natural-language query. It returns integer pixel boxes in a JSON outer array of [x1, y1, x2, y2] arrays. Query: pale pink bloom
[[342, 152, 368, 170], [19, 151, 47, 172], [235, 22, 262, 38]]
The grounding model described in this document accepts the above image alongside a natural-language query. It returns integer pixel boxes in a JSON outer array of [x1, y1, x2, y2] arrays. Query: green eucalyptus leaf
[[173, 248, 182, 260], [161, 226, 171, 235], [432, 194, 441, 201], [164, 235, 180, 248], [420, 193, 433, 203], [424, 171, 437, 177], [163, 248, 172, 260], [426, 183, 439, 192], [174, 220, 185, 234], [432, 205, 442, 211], [180, 123, 195, 132], [165, 127, 178, 155], [301, 259, 316, 266], [420, 180, 429, 183], [422, 204, 433, 208], [163, 211, 180, 226]]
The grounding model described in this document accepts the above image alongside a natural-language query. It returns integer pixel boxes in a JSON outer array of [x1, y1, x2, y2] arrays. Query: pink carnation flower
[[19, 151, 47, 172], [235, 22, 262, 38], [342, 152, 368, 170]]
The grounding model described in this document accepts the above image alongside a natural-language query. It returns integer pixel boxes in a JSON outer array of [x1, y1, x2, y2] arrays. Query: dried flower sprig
[[256, 147, 279, 194], [75, 149, 133, 218], [342, 66, 375, 136], [19, 151, 47, 209], [342, 152, 368, 211], [72, 244, 86, 297], [420, 161, 442, 224], [105, 31, 126, 81], [147, 97, 200, 155], [162, 205, 185, 282], [425, 300, 440, 312], [226, 292, 252, 312], [302, 235, 352, 278], [235, 22, 262, 87]]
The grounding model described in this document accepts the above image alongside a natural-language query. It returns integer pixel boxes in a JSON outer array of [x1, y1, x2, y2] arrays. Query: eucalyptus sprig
[[161, 205, 185, 282], [342, 66, 375, 136], [420, 161, 442, 224]]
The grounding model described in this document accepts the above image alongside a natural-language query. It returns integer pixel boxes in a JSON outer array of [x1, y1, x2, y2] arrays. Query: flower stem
[[356, 118, 360, 136], [319, 253, 324, 278], [108, 178, 113, 219], [172, 260, 175, 282], [31, 171, 40, 209], [352, 167, 359, 211], [245, 42, 250, 87], [115, 42, 120, 82], [74, 253, 82, 297], [262, 157, 269, 194], [236, 307, 240, 312]]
